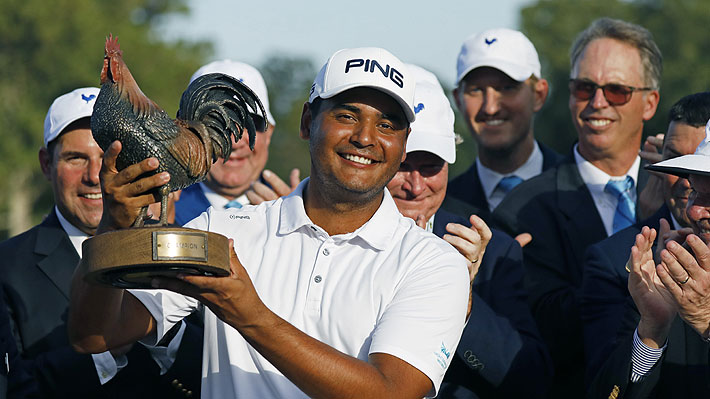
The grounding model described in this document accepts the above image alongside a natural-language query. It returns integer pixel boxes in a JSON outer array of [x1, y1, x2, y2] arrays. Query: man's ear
[[39, 147, 53, 181], [452, 87, 462, 111], [299, 102, 313, 140], [532, 78, 549, 112], [642, 90, 660, 121], [401, 127, 411, 163]]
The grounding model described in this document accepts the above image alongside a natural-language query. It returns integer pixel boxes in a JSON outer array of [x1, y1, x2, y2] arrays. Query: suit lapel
[[539, 141, 563, 171], [556, 158, 607, 276], [33, 211, 79, 300]]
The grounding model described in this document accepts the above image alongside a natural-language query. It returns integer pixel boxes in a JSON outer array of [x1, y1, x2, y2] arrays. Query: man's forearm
[[68, 259, 154, 353], [235, 308, 431, 399]]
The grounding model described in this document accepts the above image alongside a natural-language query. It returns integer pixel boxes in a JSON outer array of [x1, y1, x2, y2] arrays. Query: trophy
[[81, 35, 266, 289]]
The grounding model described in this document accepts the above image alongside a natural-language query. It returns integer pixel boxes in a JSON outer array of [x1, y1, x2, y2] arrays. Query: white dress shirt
[[573, 144, 641, 236], [131, 179, 469, 398], [477, 141, 544, 211]]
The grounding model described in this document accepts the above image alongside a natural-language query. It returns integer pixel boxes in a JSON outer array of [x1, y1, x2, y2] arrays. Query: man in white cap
[[387, 69, 553, 398], [591, 116, 710, 399], [174, 60, 299, 224], [447, 28, 561, 221], [0, 88, 200, 397], [582, 92, 710, 398], [70, 48, 469, 398], [492, 18, 662, 398]]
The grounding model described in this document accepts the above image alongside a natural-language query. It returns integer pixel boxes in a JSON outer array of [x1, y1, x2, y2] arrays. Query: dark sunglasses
[[568, 79, 653, 106]]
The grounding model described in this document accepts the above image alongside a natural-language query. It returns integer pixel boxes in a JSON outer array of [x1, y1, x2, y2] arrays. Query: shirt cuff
[[630, 327, 666, 382], [91, 350, 128, 385], [143, 320, 187, 375]]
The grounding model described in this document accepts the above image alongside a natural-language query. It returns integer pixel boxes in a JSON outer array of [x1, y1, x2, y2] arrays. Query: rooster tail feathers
[[178, 73, 266, 156]]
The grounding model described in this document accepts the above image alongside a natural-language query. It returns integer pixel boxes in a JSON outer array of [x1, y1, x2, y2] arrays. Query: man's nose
[[404, 171, 425, 197], [590, 87, 610, 109], [481, 87, 502, 115], [85, 158, 102, 186], [350, 122, 375, 148], [686, 191, 710, 222]]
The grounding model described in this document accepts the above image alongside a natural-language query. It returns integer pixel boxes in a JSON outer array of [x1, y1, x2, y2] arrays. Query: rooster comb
[[104, 34, 122, 56]]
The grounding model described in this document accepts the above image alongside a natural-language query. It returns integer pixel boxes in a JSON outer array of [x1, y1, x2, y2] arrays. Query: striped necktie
[[605, 176, 635, 233]]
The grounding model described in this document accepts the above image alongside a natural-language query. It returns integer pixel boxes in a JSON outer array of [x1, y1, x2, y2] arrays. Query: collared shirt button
[[323, 248, 330, 256], [314, 275, 322, 283]]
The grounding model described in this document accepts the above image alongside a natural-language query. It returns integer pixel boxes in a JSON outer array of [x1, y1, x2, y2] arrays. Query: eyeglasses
[[568, 79, 654, 106]]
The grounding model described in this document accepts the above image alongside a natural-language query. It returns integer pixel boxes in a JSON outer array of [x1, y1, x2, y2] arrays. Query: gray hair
[[569, 17, 663, 90]]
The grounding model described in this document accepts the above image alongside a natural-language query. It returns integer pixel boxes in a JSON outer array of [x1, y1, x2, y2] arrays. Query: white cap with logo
[[309, 47, 415, 123], [456, 28, 541, 84], [43, 87, 100, 147], [647, 119, 710, 177], [190, 60, 275, 126], [406, 66, 456, 164]]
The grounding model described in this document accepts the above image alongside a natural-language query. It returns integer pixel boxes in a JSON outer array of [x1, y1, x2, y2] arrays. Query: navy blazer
[[582, 206, 670, 379], [0, 209, 202, 398], [435, 209, 552, 398], [583, 206, 710, 398], [446, 141, 562, 223], [492, 152, 649, 398], [175, 183, 212, 226]]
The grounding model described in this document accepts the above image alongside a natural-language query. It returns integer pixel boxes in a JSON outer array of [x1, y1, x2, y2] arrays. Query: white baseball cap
[[647, 119, 710, 177], [190, 60, 275, 126], [43, 87, 100, 147], [309, 47, 415, 123], [456, 28, 541, 85], [405, 68, 456, 164], [407, 64, 444, 94]]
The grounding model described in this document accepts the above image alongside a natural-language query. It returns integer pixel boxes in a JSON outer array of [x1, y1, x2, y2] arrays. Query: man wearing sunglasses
[[493, 17, 661, 398], [174, 60, 284, 225]]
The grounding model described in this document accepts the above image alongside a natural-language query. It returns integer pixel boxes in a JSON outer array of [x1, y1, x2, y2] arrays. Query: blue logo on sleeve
[[414, 103, 425, 114], [484, 37, 497, 46], [81, 94, 96, 103], [434, 342, 452, 369]]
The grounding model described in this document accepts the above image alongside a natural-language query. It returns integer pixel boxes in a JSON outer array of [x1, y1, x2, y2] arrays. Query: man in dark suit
[[387, 71, 552, 398], [174, 60, 297, 225], [584, 92, 710, 398], [0, 88, 201, 398], [492, 18, 662, 398], [583, 92, 710, 388], [447, 28, 561, 222]]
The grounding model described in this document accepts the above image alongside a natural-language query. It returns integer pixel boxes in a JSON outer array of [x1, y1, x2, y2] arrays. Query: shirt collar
[[476, 140, 544, 198], [278, 178, 400, 251], [199, 182, 249, 209], [54, 206, 89, 257], [573, 144, 640, 193]]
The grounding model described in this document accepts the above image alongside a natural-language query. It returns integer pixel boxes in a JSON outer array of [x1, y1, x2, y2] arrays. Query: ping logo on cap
[[414, 103, 425, 114], [344, 58, 404, 88], [81, 94, 96, 103]]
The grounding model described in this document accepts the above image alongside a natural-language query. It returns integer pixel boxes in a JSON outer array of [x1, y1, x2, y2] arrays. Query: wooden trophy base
[[82, 226, 231, 289]]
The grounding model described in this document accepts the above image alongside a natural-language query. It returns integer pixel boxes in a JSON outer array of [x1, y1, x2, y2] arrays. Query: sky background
[[160, 0, 534, 89]]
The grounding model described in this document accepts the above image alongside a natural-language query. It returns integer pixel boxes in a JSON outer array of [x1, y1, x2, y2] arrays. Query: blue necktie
[[224, 199, 242, 209], [497, 175, 524, 194], [605, 176, 635, 233]]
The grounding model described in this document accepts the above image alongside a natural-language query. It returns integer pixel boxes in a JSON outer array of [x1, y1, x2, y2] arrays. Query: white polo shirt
[[130, 179, 469, 398]]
